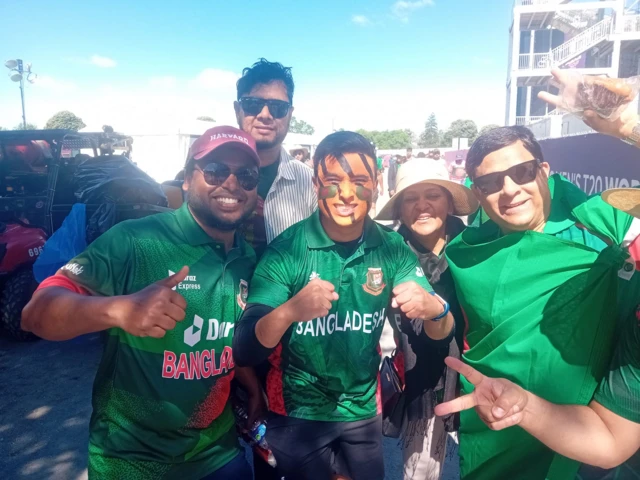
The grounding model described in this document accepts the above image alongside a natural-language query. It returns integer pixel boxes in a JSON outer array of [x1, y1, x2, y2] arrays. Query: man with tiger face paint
[[233, 131, 454, 480], [315, 150, 376, 233]]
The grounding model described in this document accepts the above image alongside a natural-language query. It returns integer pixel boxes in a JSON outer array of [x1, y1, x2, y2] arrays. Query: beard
[[187, 191, 256, 232]]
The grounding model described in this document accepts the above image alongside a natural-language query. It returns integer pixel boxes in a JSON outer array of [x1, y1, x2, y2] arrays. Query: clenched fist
[[391, 282, 444, 320], [113, 266, 189, 338], [286, 279, 339, 323]]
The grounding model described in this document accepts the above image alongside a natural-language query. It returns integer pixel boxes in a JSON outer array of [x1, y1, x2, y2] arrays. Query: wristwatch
[[623, 122, 640, 147], [429, 292, 450, 322]]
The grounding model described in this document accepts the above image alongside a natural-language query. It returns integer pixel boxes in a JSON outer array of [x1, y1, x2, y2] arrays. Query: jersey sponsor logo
[[162, 346, 234, 380], [416, 266, 425, 277], [309, 271, 321, 281], [295, 308, 386, 337], [184, 315, 235, 347], [61, 263, 84, 276], [363, 267, 385, 296], [169, 270, 201, 290], [237, 279, 248, 310]]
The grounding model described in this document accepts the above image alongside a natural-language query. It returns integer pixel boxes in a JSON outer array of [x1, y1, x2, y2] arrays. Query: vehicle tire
[[0, 269, 39, 341]]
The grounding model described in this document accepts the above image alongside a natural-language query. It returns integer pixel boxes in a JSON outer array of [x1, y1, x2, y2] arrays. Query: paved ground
[[0, 333, 460, 480]]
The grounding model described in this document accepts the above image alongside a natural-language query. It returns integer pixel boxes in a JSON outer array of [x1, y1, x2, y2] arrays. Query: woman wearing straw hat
[[376, 160, 478, 480]]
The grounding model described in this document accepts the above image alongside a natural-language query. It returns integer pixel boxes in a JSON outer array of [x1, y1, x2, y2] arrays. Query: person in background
[[377, 160, 479, 480], [448, 154, 466, 185], [417, 152, 426, 159], [234, 58, 316, 259], [22, 126, 265, 480], [442, 126, 640, 479], [291, 148, 305, 163], [389, 152, 410, 197], [233, 131, 454, 480], [431, 149, 447, 170]]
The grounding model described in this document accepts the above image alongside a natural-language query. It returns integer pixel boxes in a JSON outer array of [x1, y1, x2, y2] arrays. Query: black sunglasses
[[195, 163, 259, 191], [473, 159, 541, 195], [239, 97, 291, 119]]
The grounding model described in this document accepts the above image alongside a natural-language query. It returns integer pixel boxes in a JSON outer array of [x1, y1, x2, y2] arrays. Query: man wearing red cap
[[22, 126, 262, 480]]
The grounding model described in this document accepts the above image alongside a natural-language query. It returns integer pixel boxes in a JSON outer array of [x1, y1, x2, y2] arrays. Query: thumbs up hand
[[113, 266, 189, 338]]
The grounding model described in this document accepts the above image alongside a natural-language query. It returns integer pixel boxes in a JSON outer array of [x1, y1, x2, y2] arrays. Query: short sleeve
[[593, 310, 640, 423], [247, 245, 293, 308], [58, 222, 135, 297], [392, 241, 433, 292]]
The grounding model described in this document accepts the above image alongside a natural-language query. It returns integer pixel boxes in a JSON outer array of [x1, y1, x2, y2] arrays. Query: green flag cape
[[446, 174, 636, 480]]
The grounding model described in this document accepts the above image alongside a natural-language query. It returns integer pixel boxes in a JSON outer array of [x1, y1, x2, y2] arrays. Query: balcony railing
[[518, 53, 552, 70], [516, 0, 565, 5], [516, 116, 546, 126], [623, 15, 640, 33]]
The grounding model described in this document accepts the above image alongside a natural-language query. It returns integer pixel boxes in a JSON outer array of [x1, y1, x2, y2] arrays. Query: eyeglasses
[[239, 97, 291, 119], [195, 163, 259, 191], [473, 159, 540, 195]]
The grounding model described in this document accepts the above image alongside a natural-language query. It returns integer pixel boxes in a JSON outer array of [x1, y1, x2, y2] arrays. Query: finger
[[444, 357, 485, 387], [155, 315, 178, 332], [157, 266, 189, 288], [391, 297, 399, 309], [318, 280, 336, 292], [492, 385, 527, 419], [394, 290, 414, 307], [537, 91, 562, 108], [331, 292, 339, 301], [488, 411, 525, 431], [148, 326, 167, 338], [169, 291, 187, 309], [434, 394, 478, 416], [164, 303, 186, 322], [392, 282, 412, 296]]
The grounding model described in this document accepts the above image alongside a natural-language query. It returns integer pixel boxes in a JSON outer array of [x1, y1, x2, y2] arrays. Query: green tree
[[443, 119, 478, 148], [418, 113, 440, 147], [196, 116, 215, 122], [44, 111, 86, 131], [290, 117, 315, 135], [14, 122, 38, 130], [478, 124, 502, 137], [356, 129, 414, 150]]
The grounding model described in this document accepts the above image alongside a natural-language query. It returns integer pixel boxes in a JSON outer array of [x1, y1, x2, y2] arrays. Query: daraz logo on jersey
[[168, 270, 201, 290]]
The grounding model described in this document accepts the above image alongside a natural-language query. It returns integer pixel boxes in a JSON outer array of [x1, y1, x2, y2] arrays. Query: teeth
[[217, 198, 239, 205]]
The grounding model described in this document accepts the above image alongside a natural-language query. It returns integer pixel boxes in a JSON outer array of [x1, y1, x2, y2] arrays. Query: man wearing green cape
[[443, 126, 640, 479]]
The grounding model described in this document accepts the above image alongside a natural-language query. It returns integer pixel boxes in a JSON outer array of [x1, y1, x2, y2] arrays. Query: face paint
[[316, 153, 376, 227]]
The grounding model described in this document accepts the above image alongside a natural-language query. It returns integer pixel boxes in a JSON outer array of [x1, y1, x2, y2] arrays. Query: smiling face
[[472, 140, 551, 233], [314, 153, 377, 228], [400, 184, 452, 239], [183, 144, 258, 231], [234, 81, 293, 151]]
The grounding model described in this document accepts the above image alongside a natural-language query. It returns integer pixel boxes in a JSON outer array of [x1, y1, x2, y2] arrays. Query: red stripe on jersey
[[393, 350, 406, 386], [462, 307, 470, 353], [629, 234, 640, 270], [376, 345, 383, 415], [37, 274, 90, 296], [266, 343, 286, 416]]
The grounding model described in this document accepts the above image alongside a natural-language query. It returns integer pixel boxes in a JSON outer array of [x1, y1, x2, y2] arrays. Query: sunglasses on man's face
[[473, 159, 541, 195], [195, 163, 259, 191], [239, 97, 291, 119]]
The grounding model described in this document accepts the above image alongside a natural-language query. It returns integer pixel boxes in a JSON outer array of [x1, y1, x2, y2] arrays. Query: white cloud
[[392, 0, 435, 22], [190, 69, 239, 90], [148, 76, 178, 89], [352, 15, 372, 26], [90, 55, 117, 68], [31, 75, 77, 93]]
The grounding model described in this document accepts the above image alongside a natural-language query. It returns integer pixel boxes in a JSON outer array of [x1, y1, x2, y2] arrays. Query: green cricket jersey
[[247, 210, 432, 422], [60, 204, 255, 480], [594, 304, 640, 423]]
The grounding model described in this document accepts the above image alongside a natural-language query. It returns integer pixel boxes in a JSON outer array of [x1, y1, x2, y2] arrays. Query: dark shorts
[[266, 414, 384, 480]]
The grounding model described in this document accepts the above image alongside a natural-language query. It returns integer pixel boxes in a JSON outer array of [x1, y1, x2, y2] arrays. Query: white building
[[506, 0, 640, 128]]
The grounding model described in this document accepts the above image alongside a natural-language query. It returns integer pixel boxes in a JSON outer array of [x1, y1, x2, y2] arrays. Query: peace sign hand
[[434, 357, 530, 431]]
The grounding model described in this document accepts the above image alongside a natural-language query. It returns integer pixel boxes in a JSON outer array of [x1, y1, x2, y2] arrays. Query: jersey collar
[[305, 210, 383, 250]]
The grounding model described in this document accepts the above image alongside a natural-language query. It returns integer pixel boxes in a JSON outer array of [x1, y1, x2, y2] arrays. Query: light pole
[[5, 59, 37, 129]]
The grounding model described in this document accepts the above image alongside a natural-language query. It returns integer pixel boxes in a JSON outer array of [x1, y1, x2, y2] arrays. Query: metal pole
[[20, 77, 26, 129]]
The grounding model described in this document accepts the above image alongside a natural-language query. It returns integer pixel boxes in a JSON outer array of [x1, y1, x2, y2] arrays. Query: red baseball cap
[[186, 126, 260, 167]]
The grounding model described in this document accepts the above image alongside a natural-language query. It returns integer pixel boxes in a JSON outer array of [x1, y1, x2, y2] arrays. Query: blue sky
[[0, 0, 513, 135]]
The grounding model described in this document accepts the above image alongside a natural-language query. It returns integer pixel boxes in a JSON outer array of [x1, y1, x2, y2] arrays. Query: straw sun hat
[[602, 188, 640, 218], [376, 159, 479, 220]]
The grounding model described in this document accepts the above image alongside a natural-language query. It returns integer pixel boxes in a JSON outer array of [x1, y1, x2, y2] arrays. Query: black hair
[[313, 131, 377, 176], [236, 58, 295, 103], [466, 126, 544, 179], [407, 147, 413, 152]]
